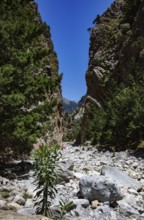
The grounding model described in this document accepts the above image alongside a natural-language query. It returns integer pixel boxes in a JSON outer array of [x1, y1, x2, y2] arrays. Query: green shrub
[[86, 84, 144, 150], [0, 191, 10, 199], [23, 192, 32, 200], [54, 199, 74, 220], [125, 0, 141, 24], [120, 23, 130, 33], [115, 31, 124, 43]]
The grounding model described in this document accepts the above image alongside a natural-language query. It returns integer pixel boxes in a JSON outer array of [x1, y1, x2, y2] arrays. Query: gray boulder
[[55, 169, 74, 183], [24, 199, 34, 208], [141, 213, 144, 220], [58, 159, 74, 171], [55, 159, 74, 182], [0, 200, 7, 210], [13, 195, 25, 206], [101, 166, 141, 190], [117, 200, 140, 220], [79, 175, 122, 202], [17, 207, 36, 216]]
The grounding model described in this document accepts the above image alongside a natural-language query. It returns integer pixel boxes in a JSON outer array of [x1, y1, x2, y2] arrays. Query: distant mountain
[[63, 97, 78, 113]]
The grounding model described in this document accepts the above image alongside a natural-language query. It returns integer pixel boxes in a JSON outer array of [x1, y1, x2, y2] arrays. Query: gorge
[[0, 0, 144, 219]]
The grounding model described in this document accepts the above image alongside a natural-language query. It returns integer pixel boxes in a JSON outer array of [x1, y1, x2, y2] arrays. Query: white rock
[[101, 166, 141, 190], [73, 199, 89, 208], [17, 207, 36, 216], [7, 202, 21, 211], [110, 210, 117, 220], [118, 200, 140, 219], [0, 177, 9, 185], [133, 162, 139, 169], [87, 171, 100, 176], [13, 195, 26, 205], [127, 188, 138, 195], [24, 199, 34, 208], [91, 200, 99, 209], [122, 194, 138, 207], [25, 190, 34, 198], [0, 200, 7, 209], [74, 172, 85, 180]]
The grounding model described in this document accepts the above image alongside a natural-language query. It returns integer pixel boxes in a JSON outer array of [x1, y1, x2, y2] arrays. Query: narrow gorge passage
[[1, 0, 144, 219]]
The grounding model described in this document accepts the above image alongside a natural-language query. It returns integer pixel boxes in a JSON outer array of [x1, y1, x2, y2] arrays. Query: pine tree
[[0, 0, 61, 155]]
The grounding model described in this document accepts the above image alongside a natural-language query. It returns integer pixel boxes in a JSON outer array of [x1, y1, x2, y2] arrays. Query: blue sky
[[35, 0, 114, 101]]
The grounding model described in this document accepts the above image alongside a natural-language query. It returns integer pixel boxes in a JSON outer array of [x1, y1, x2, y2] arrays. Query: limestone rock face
[[80, 0, 144, 144], [86, 0, 125, 105], [80, 0, 125, 143]]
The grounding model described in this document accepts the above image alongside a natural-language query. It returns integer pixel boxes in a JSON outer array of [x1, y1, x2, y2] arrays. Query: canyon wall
[[80, 0, 144, 148]]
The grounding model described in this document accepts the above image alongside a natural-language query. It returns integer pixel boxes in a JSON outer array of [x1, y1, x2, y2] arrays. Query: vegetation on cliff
[[0, 0, 62, 156], [80, 0, 144, 150], [63, 96, 85, 142]]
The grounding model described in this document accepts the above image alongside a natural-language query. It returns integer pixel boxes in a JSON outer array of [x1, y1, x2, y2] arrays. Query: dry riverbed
[[0, 143, 144, 220]]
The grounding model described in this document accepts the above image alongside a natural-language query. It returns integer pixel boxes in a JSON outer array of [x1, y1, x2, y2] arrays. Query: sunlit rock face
[[80, 0, 144, 144], [86, 0, 125, 106]]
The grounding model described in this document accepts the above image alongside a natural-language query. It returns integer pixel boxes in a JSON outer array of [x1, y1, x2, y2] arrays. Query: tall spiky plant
[[33, 144, 61, 217]]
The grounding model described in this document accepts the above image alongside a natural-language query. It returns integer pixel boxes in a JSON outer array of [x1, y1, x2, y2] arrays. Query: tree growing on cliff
[[93, 15, 100, 25], [78, 0, 144, 150], [0, 0, 61, 155], [82, 85, 144, 150]]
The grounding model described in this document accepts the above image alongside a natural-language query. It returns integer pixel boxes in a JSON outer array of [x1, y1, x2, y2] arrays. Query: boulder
[[101, 166, 141, 190], [0, 200, 7, 209], [117, 200, 140, 220], [55, 169, 74, 182], [58, 159, 74, 171], [74, 172, 85, 180], [24, 199, 34, 208], [7, 202, 21, 211], [79, 175, 122, 202], [17, 207, 36, 216], [55, 159, 75, 182], [141, 213, 144, 220], [13, 195, 25, 205]]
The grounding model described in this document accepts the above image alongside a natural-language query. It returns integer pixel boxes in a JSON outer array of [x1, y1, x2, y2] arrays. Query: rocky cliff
[[33, 2, 63, 145], [86, 0, 125, 105], [80, 0, 144, 148], [33, 1, 63, 145]]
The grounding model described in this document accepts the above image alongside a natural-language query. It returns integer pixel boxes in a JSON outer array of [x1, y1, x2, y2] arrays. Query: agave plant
[[55, 198, 74, 220], [33, 144, 61, 217]]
